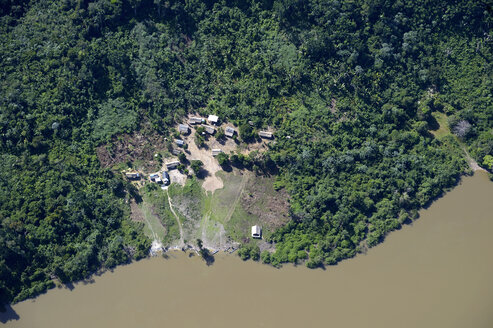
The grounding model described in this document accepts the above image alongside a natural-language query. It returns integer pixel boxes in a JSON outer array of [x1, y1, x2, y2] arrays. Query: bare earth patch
[[129, 199, 144, 222], [241, 174, 291, 231], [168, 169, 187, 186], [96, 130, 167, 171], [183, 133, 224, 192]]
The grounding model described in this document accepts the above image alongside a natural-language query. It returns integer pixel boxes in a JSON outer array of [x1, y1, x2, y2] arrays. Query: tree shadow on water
[[0, 304, 20, 324], [64, 282, 75, 291], [200, 249, 215, 266]]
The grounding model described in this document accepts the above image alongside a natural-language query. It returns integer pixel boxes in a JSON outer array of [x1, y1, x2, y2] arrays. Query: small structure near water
[[251, 225, 262, 239]]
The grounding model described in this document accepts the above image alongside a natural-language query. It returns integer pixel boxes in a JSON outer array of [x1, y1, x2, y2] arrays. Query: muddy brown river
[[2, 172, 493, 328]]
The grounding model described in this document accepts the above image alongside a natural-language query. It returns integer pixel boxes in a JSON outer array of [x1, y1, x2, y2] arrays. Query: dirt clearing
[[96, 130, 167, 171], [183, 132, 224, 192]]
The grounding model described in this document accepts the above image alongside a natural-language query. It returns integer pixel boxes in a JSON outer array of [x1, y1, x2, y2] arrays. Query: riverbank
[[3, 171, 493, 328]]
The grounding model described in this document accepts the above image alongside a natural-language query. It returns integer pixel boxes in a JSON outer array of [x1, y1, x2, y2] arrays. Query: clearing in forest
[[429, 111, 485, 172]]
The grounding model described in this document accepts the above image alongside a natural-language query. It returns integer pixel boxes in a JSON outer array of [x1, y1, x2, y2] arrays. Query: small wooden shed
[[178, 124, 190, 134], [225, 127, 235, 137], [212, 149, 222, 156], [189, 117, 204, 125], [162, 171, 170, 185], [259, 131, 273, 139], [202, 124, 216, 135], [125, 172, 140, 180], [166, 161, 180, 170]]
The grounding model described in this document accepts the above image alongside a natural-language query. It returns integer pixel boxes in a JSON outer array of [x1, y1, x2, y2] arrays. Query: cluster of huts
[[149, 171, 170, 185], [125, 114, 274, 186], [125, 161, 181, 185], [178, 115, 230, 137], [174, 115, 239, 156], [126, 170, 171, 185], [175, 114, 273, 156]]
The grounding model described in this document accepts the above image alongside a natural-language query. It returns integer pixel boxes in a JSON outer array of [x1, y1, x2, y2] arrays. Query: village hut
[[212, 149, 222, 156], [166, 161, 180, 170], [259, 131, 273, 139], [162, 171, 170, 185], [125, 172, 140, 180], [189, 117, 205, 125], [208, 114, 219, 125], [178, 124, 190, 134], [202, 124, 216, 135], [225, 127, 235, 137]]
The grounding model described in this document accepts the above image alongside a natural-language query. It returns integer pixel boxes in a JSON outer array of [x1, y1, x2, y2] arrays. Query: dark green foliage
[[216, 152, 229, 167], [178, 152, 187, 163], [216, 127, 225, 140], [239, 124, 256, 142], [237, 243, 260, 261], [260, 251, 271, 264], [190, 160, 204, 176], [0, 0, 491, 304]]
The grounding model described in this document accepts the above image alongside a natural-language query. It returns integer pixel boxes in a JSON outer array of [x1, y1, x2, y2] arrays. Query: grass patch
[[430, 112, 452, 139], [112, 161, 129, 172], [167, 179, 205, 241], [140, 201, 167, 242], [206, 171, 245, 224], [141, 185, 180, 245], [225, 205, 257, 241]]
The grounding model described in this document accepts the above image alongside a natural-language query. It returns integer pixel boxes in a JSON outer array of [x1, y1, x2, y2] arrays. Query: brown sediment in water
[[2, 172, 493, 328]]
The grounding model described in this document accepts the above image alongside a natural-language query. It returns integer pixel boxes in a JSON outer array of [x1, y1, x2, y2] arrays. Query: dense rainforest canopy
[[0, 0, 492, 304]]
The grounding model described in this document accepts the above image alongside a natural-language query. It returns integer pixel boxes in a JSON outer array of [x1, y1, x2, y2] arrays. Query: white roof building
[[208, 114, 219, 124], [251, 225, 262, 239]]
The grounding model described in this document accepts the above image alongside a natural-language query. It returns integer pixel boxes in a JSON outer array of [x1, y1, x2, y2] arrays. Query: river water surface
[[2, 172, 493, 328]]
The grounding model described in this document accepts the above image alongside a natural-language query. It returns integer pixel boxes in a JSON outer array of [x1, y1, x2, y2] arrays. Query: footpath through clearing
[[461, 146, 486, 172], [166, 190, 185, 248]]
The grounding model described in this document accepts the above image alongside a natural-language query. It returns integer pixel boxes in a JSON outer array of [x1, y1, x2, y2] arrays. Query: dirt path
[[167, 190, 185, 247], [462, 146, 486, 172], [201, 213, 210, 246]]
